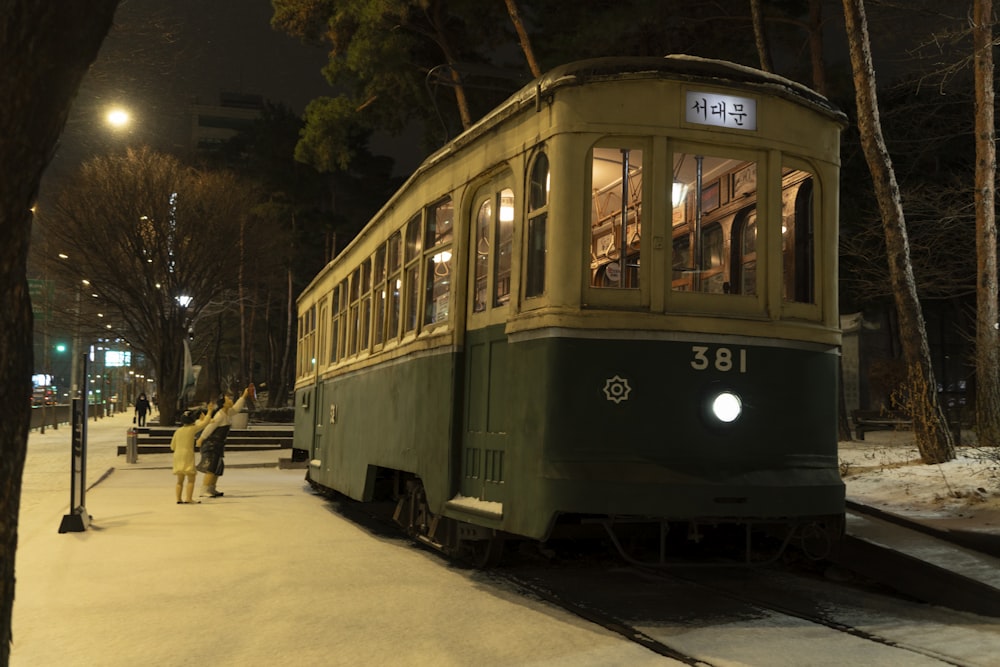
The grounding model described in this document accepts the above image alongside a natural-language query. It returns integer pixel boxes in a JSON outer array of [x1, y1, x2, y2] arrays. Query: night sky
[[39, 0, 331, 200]]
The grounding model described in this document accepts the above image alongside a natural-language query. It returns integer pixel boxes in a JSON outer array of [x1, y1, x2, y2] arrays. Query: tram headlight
[[709, 391, 742, 423]]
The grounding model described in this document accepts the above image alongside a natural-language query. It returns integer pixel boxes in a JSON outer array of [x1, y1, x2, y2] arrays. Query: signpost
[[59, 355, 90, 533]]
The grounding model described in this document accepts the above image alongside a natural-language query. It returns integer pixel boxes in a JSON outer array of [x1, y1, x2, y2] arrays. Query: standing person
[[170, 406, 213, 504], [196, 383, 253, 498], [134, 393, 151, 427]]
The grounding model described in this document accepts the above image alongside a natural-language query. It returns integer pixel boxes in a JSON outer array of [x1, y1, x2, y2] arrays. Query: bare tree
[[750, 0, 774, 72], [42, 147, 267, 425], [0, 3, 119, 660], [504, 0, 542, 78], [841, 0, 954, 463]]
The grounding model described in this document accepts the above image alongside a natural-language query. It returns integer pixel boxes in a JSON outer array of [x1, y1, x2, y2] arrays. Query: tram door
[[313, 382, 327, 465], [460, 178, 514, 504]]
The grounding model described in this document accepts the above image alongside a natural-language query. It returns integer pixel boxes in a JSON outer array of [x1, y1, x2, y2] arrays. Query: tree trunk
[[154, 318, 187, 426], [973, 0, 1000, 446], [275, 265, 295, 408], [808, 0, 828, 96], [504, 0, 542, 78], [841, 0, 954, 464], [239, 216, 248, 384], [428, 1, 473, 129], [750, 0, 774, 72], [0, 3, 119, 660]]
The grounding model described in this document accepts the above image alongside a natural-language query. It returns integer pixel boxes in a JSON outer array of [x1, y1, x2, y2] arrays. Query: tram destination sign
[[685, 91, 757, 131]]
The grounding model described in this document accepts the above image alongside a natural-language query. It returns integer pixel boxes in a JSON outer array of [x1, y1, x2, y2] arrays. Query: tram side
[[293, 57, 848, 560]]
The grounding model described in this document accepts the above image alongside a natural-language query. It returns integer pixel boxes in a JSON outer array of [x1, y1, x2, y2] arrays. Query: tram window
[[329, 285, 340, 364], [590, 145, 642, 289], [299, 305, 315, 376], [360, 258, 372, 351], [423, 198, 453, 326], [525, 151, 548, 299], [782, 170, 815, 303], [337, 279, 348, 360], [373, 245, 387, 346], [387, 232, 401, 340], [348, 267, 361, 356], [731, 210, 757, 296], [317, 299, 328, 367], [403, 215, 422, 333], [671, 152, 758, 295], [494, 188, 514, 306], [473, 197, 491, 313]]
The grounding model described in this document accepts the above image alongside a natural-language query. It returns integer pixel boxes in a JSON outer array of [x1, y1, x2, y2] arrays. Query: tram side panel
[[501, 333, 843, 540], [302, 349, 458, 504]]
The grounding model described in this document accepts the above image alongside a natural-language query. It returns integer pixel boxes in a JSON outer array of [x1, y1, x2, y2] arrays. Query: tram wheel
[[463, 532, 506, 568]]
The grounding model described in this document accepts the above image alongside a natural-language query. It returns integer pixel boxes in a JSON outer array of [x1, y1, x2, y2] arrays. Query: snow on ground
[[839, 429, 1000, 532], [12, 413, 670, 667], [10, 413, 1000, 666]]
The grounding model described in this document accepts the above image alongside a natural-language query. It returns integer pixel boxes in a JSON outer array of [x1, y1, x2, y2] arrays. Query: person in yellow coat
[[170, 406, 214, 504]]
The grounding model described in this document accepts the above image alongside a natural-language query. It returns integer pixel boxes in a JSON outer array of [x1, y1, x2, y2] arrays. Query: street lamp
[[105, 107, 130, 129]]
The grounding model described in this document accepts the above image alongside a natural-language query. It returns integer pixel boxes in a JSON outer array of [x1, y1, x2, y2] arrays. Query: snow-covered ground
[[10, 413, 1000, 666], [839, 429, 1000, 532]]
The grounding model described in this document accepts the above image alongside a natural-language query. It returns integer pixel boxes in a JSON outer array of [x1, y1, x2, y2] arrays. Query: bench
[[852, 409, 912, 440]]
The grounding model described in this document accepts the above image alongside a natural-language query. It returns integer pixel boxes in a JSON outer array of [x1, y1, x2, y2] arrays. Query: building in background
[[190, 92, 264, 155]]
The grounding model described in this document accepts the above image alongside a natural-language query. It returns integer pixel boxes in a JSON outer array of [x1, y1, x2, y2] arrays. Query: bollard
[[126, 427, 138, 464]]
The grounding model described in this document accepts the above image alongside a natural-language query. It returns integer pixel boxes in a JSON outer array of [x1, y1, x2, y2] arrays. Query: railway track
[[492, 557, 984, 666], [320, 491, 1000, 664]]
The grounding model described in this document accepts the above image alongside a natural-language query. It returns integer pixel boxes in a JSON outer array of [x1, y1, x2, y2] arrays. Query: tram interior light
[[672, 182, 688, 207], [710, 391, 742, 423], [499, 194, 515, 222]]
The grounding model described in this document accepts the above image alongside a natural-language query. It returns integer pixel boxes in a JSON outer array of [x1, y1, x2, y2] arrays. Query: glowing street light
[[105, 107, 130, 129]]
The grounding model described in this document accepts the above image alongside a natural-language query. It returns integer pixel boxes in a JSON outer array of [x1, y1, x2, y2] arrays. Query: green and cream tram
[[293, 56, 847, 562]]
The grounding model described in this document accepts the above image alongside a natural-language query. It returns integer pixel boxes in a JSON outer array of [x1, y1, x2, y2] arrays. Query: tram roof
[[415, 55, 846, 188]]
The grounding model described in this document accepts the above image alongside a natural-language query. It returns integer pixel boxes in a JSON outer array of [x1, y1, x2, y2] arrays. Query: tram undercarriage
[[391, 477, 507, 567]]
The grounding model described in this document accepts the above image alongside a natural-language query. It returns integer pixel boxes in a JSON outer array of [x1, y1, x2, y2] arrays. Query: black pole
[[59, 354, 90, 533]]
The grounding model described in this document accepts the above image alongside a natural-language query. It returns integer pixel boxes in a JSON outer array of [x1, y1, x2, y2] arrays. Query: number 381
[[690, 346, 747, 373]]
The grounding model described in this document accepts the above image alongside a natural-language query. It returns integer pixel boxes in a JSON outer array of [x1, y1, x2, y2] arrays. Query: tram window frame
[[780, 164, 817, 307], [372, 244, 387, 348], [359, 258, 372, 352], [348, 267, 361, 356], [469, 175, 516, 325], [778, 159, 824, 321], [584, 139, 648, 309], [493, 188, 515, 307], [422, 197, 454, 328], [730, 209, 757, 296], [298, 304, 316, 377], [666, 143, 763, 316], [387, 231, 402, 343], [329, 285, 341, 365], [317, 297, 329, 368], [403, 214, 422, 335], [525, 150, 549, 300], [473, 195, 491, 313], [336, 279, 348, 361]]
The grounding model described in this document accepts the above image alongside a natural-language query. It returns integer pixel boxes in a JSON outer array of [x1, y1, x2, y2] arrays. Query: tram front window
[[590, 145, 642, 289], [671, 152, 759, 296], [781, 168, 816, 304]]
